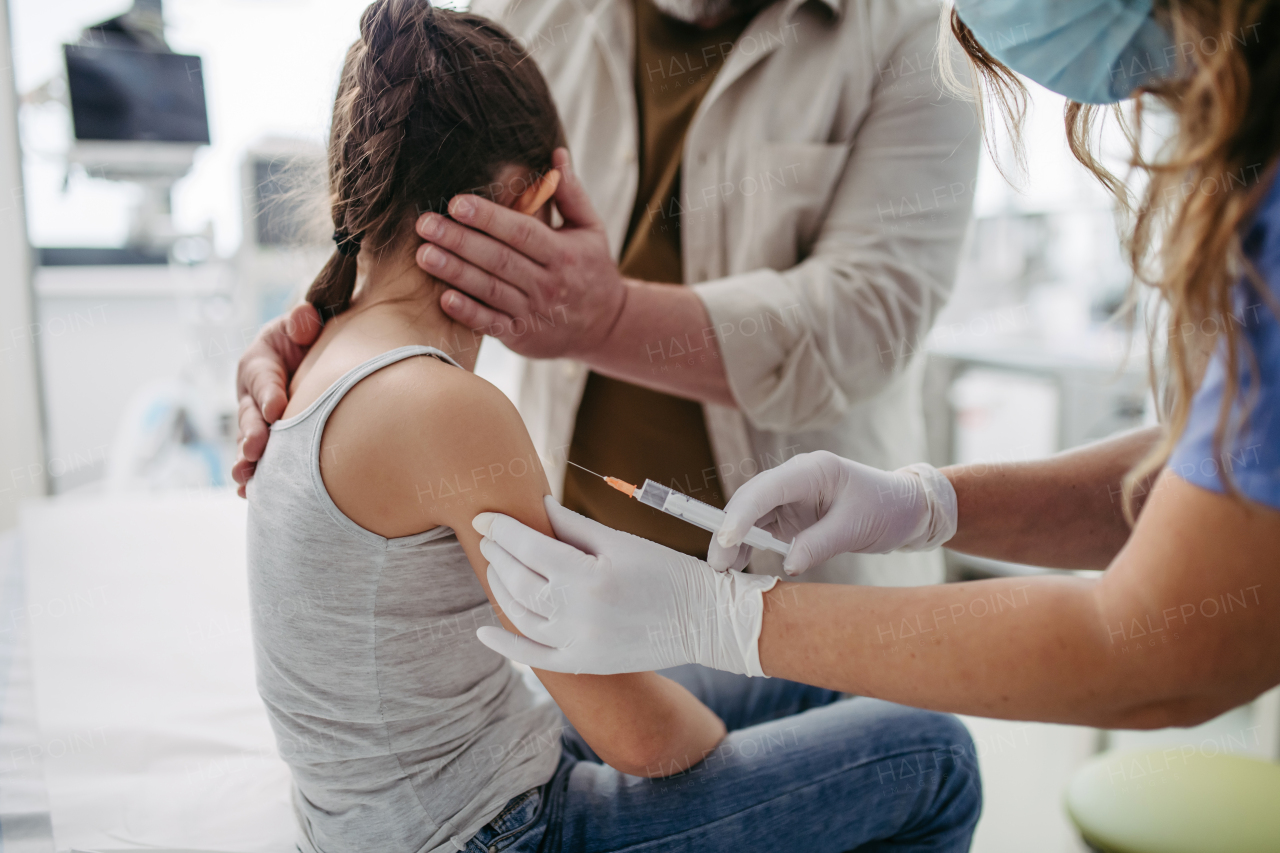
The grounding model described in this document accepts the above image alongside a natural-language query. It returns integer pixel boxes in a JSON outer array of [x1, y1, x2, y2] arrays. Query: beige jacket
[[475, 0, 980, 586]]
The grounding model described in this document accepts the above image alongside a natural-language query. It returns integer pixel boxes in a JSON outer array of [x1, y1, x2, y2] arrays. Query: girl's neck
[[345, 240, 480, 372]]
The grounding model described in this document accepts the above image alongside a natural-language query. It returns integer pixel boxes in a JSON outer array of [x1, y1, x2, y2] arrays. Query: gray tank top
[[246, 345, 562, 853]]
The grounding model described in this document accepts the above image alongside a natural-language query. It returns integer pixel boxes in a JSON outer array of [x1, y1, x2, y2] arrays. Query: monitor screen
[[64, 45, 210, 144], [253, 158, 324, 247]]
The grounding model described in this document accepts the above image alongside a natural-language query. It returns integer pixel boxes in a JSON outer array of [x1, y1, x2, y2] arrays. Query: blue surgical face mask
[[954, 0, 1177, 104]]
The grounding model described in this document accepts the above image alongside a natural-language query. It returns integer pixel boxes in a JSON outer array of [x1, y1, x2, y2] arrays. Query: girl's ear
[[512, 169, 562, 216]]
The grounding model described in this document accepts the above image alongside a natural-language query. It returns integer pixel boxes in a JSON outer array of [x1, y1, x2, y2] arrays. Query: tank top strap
[[310, 345, 461, 424], [277, 345, 463, 548], [272, 344, 462, 435]]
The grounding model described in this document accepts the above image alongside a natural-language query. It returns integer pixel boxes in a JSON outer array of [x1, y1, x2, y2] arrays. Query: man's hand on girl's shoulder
[[232, 303, 323, 497]]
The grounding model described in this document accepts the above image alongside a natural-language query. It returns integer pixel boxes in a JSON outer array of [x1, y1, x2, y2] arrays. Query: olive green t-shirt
[[563, 0, 751, 556]]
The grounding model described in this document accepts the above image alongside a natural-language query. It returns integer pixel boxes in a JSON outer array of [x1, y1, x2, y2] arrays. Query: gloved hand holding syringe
[[568, 461, 793, 563]]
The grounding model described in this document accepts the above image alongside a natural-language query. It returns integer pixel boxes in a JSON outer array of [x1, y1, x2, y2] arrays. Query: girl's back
[[246, 344, 561, 853]]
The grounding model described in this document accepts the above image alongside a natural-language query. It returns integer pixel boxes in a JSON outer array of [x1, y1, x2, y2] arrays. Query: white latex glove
[[471, 497, 778, 676], [707, 451, 958, 576]]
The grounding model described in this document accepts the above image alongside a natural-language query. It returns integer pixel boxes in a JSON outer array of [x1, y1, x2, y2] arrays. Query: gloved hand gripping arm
[[474, 497, 777, 677]]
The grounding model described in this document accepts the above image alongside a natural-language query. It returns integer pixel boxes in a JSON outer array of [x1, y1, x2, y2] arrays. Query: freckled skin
[[755, 467, 1280, 729]]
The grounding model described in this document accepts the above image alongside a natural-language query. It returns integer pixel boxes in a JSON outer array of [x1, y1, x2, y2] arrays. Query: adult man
[[235, 0, 978, 587]]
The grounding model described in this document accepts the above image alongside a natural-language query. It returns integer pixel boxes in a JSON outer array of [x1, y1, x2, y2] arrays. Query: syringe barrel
[[635, 479, 674, 511], [637, 480, 792, 557]]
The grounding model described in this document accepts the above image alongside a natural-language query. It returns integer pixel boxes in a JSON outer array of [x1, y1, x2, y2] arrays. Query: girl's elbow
[[607, 725, 727, 779], [603, 749, 687, 779]]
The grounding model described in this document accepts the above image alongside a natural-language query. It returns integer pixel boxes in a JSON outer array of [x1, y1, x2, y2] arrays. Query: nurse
[[472, 0, 1280, 729]]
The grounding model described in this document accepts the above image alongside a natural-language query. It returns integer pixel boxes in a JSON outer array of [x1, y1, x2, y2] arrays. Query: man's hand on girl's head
[[413, 147, 627, 360], [232, 302, 323, 497]]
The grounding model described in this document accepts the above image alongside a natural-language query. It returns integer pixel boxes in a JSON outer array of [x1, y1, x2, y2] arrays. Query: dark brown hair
[[942, 2, 1280, 519], [306, 0, 564, 318]]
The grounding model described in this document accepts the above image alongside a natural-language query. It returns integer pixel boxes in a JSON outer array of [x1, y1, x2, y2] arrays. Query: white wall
[[0, 0, 48, 530]]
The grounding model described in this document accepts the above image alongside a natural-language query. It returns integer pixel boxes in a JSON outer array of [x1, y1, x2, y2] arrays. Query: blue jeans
[[463, 665, 981, 853]]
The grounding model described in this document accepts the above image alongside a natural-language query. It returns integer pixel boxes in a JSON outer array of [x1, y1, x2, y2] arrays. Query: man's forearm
[[942, 426, 1162, 569], [580, 280, 736, 407]]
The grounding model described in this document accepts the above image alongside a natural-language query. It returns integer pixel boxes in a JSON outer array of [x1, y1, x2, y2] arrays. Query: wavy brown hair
[[305, 0, 564, 318], [942, 1, 1280, 520]]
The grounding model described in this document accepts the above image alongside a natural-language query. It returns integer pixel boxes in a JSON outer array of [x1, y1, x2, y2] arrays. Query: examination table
[[0, 490, 294, 852]]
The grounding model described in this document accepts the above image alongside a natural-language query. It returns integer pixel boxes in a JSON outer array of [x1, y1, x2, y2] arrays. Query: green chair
[[1065, 747, 1280, 853]]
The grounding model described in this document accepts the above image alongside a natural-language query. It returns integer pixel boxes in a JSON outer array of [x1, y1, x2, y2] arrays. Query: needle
[[567, 460, 606, 480], [567, 460, 639, 498]]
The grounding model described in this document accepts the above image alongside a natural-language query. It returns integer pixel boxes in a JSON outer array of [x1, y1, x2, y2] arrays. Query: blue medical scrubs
[[1168, 170, 1280, 509]]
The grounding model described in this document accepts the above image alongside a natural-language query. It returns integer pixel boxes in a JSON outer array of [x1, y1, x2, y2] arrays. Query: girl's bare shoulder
[[321, 354, 547, 538]]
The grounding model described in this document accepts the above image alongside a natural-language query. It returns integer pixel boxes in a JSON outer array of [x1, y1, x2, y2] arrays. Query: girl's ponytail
[[305, 251, 359, 320], [303, 0, 565, 322]]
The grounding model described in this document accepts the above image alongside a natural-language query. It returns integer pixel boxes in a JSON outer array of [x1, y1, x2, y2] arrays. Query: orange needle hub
[[604, 476, 637, 497]]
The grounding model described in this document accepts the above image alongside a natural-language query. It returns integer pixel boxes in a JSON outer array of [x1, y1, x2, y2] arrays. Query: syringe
[[568, 461, 792, 558]]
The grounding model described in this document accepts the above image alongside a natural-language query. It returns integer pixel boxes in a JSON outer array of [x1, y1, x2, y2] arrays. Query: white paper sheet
[[21, 490, 294, 852]]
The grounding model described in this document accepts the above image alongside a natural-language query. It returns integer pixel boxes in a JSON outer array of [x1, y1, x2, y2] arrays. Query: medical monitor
[[64, 44, 210, 144]]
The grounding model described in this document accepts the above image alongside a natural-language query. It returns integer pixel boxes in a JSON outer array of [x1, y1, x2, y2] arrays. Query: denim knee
[[919, 710, 982, 829], [879, 708, 980, 807], [927, 710, 977, 764]]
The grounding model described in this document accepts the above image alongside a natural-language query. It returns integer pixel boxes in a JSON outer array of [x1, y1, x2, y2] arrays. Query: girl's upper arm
[[405, 374, 557, 591]]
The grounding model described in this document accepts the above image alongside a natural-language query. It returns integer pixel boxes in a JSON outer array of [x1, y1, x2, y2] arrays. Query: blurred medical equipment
[[923, 190, 1152, 582], [21, 4, 335, 494], [11, 1, 248, 495], [567, 461, 793, 558], [80, 137, 329, 491], [236, 138, 330, 327], [926, 332, 1151, 586], [30, 0, 213, 264], [31, 133, 331, 495], [32, 261, 241, 493], [105, 376, 231, 490]]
